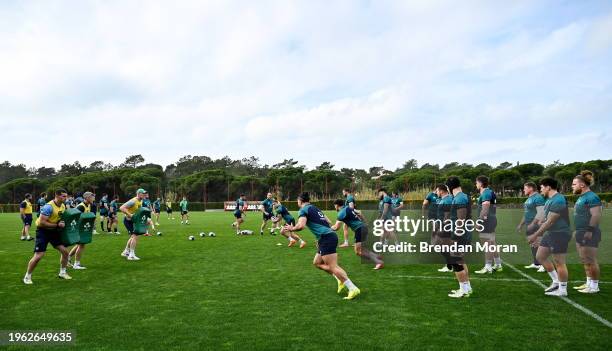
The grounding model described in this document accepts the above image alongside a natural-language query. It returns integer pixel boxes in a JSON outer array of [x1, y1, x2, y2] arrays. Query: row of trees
[[0, 156, 610, 203]]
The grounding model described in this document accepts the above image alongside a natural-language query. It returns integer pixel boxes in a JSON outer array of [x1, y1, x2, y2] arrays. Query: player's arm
[[287, 216, 307, 232], [348, 201, 355, 209], [381, 202, 390, 219], [528, 212, 560, 243], [421, 199, 429, 217], [516, 217, 525, 232], [397, 201, 404, 211], [584, 205, 602, 241], [19, 202, 25, 217], [534, 205, 545, 225], [455, 207, 467, 233], [330, 220, 343, 231], [120, 200, 134, 219], [38, 205, 64, 229], [479, 201, 490, 220]]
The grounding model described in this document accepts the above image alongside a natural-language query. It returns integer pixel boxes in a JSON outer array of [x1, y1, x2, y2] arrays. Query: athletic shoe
[[537, 266, 546, 273], [448, 289, 471, 298], [66, 261, 73, 268], [155, 222, 160, 225], [288, 239, 297, 247], [438, 266, 452, 272], [493, 264, 503, 272], [58, 272, 72, 280], [232, 223, 236, 227], [23, 276, 33, 285], [127, 255, 140, 261], [93, 230, 99, 235], [544, 283, 559, 293], [578, 287, 599, 294], [72, 264, 87, 270], [337, 280, 346, 294], [343, 288, 361, 300], [573, 283, 588, 290], [339, 242, 350, 248], [20, 236, 26, 241], [545, 289, 567, 297], [449, 288, 473, 295], [121, 250, 129, 257], [524, 263, 539, 269], [26, 236, 33, 241], [260, 231, 264, 236], [475, 267, 493, 274], [299, 241, 307, 249], [115, 231, 121, 235], [373, 263, 384, 270]]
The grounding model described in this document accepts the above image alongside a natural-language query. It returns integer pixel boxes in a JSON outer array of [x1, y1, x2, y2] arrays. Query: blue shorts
[[317, 232, 338, 256], [99, 209, 108, 216], [354, 225, 367, 243], [22, 214, 33, 226], [575, 228, 601, 248], [480, 217, 497, 233], [234, 211, 242, 219], [541, 231, 571, 254], [285, 218, 296, 226], [34, 228, 63, 252], [123, 218, 135, 235], [263, 212, 273, 221]]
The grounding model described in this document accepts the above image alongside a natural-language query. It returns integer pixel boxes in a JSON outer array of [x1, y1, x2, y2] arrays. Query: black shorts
[[575, 228, 601, 248], [166, 208, 172, 214], [123, 218, 136, 235], [34, 228, 63, 252], [525, 223, 540, 236], [99, 209, 108, 216], [108, 211, 117, 219], [285, 218, 296, 226], [22, 214, 33, 226], [355, 225, 367, 243], [479, 217, 497, 233], [154, 209, 160, 214], [234, 211, 242, 219], [262, 212, 273, 221], [540, 231, 571, 254], [317, 232, 338, 256], [181, 210, 188, 215]]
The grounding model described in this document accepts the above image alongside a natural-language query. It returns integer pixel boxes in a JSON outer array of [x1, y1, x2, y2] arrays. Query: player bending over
[[273, 199, 306, 248], [120, 188, 147, 260], [68, 192, 95, 270]]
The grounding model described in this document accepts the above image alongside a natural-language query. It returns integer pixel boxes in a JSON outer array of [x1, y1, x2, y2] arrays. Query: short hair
[[40, 192, 46, 197], [391, 191, 399, 196], [333, 199, 345, 207], [240, 193, 245, 197], [540, 177, 558, 190], [574, 170, 594, 187], [343, 188, 351, 192], [114, 195, 119, 199], [446, 176, 461, 192], [435, 184, 448, 193], [25, 193, 31, 198], [377, 188, 387, 193], [476, 175, 489, 187], [55, 189, 67, 196], [524, 182, 537, 190], [298, 192, 310, 202]]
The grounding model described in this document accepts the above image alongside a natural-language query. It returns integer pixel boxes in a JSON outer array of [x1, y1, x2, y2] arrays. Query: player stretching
[[446, 177, 473, 298], [282, 192, 360, 300], [19, 193, 34, 241], [475, 176, 502, 274], [273, 199, 306, 247], [527, 178, 571, 296], [259, 193, 274, 235], [339, 189, 356, 248], [120, 188, 147, 260], [23, 189, 71, 284], [179, 197, 189, 224], [68, 192, 95, 270], [109, 195, 120, 234], [516, 182, 545, 272], [99, 193, 109, 232], [233, 194, 247, 234], [331, 199, 384, 270], [572, 171, 602, 294]]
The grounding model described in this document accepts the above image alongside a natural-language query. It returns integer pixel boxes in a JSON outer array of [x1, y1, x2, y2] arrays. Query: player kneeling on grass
[[571, 171, 602, 294], [282, 192, 360, 300], [68, 191, 95, 270], [120, 188, 147, 260], [273, 199, 306, 248], [23, 189, 72, 284], [474, 176, 503, 274], [446, 177, 473, 298], [19, 193, 34, 241], [527, 177, 571, 296], [331, 199, 383, 270]]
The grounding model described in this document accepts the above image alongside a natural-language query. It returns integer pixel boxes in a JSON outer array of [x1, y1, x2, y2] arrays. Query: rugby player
[[19, 193, 34, 241], [68, 192, 95, 270], [99, 193, 109, 232], [153, 198, 162, 225], [179, 196, 189, 225], [120, 188, 147, 260], [108, 195, 120, 234], [36, 192, 47, 217], [233, 194, 247, 235], [446, 177, 473, 298], [259, 193, 274, 235], [377, 188, 397, 244], [391, 191, 404, 217], [422, 188, 438, 220], [165, 199, 174, 219], [339, 188, 356, 248], [273, 199, 306, 248], [474, 176, 502, 274], [516, 182, 545, 272], [434, 184, 453, 273]]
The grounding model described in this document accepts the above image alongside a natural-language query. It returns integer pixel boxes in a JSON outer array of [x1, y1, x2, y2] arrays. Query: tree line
[[0, 156, 610, 203]]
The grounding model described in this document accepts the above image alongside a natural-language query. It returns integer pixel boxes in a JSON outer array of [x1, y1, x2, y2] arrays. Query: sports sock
[[485, 262, 492, 270], [75, 261, 80, 266], [343, 240, 349, 245], [129, 249, 135, 256], [24, 272, 32, 279], [60, 267, 66, 274], [559, 281, 567, 293], [591, 280, 599, 290], [494, 257, 502, 265], [344, 279, 357, 291], [547, 270, 559, 284], [101, 222, 105, 231], [586, 277, 592, 286], [461, 282, 471, 293]]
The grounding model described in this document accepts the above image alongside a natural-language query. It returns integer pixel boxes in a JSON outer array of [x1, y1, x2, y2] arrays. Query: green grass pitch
[[0, 209, 610, 350]]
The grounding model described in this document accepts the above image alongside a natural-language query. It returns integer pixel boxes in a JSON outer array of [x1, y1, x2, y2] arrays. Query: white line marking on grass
[[391, 275, 611, 285], [503, 263, 612, 329]]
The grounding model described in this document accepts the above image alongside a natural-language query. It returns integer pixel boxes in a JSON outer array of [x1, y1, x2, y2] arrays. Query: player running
[[571, 171, 602, 294], [282, 192, 360, 300], [19, 193, 34, 241], [527, 178, 571, 296], [331, 199, 384, 269], [153, 198, 161, 225], [99, 193, 109, 232], [232, 194, 247, 235], [259, 193, 275, 235], [339, 188, 356, 248], [179, 197, 189, 224], [474, 176, 502, 274], [446, 177, 473, 298], [165, 199, 174, 219], [273, 199, 306, 247], [108, 195, 120, 234], [68, 192, 95, 270], [516, 182, 546, 272], [23, 189, 72, 284], [120, 188, 147, 260]]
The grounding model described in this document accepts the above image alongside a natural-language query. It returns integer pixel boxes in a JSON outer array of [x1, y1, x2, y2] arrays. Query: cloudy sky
[[1, 0, 611, 171]]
